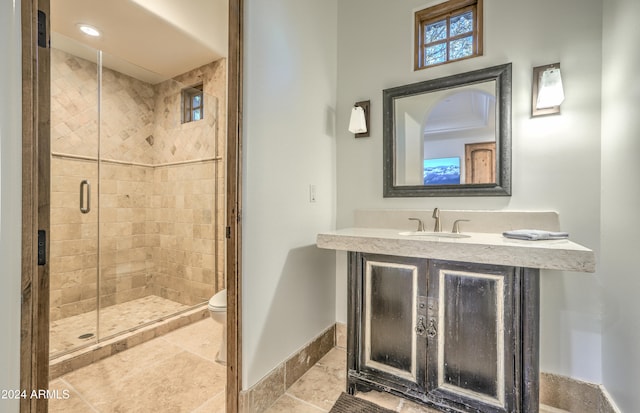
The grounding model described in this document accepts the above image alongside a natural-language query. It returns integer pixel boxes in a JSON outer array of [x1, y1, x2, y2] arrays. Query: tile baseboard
[[240, 323, 336, 413], [241, 323, 622, 413], [540, 372, 620, 413], [599, 386, 622, 413], [336, 322, 347, 349]]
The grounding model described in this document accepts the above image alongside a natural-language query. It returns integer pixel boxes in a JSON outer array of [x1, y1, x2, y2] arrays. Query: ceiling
[[51, 0, 228, 84], [424, 90, 496, 137]]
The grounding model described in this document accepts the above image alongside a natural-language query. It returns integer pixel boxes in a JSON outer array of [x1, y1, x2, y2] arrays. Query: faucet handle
[[451, 219, 470, 234], [408, 218, 425, 232], [432, 208, 441, 232]]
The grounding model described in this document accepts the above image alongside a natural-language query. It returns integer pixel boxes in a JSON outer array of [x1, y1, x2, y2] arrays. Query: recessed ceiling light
[[77, 24, 101, 37]]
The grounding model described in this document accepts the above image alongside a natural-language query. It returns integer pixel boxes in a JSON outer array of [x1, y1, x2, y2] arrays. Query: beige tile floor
[[265, 348, 569, 413], [264, 348, 449, 413], [49, 317, 225, 413], [50, 295, 193, 356], [263, 347, 569, 413], [49, 316, 569, 413]]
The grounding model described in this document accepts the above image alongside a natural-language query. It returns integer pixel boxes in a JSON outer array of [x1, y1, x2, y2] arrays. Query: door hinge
[[37, 10, 48, 49], [225, 226, 231, 239], [37, 230, 46, 266]]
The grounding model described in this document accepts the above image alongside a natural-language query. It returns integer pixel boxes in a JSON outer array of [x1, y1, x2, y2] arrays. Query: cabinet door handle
[[426, 318, 437, 339], [80, 180, 91, 214], [415, 317, 427, 336]]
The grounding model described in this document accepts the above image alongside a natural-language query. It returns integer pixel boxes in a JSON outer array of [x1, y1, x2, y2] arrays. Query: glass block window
[[182, 83, 204, 123], [415, 0, 482, 70]]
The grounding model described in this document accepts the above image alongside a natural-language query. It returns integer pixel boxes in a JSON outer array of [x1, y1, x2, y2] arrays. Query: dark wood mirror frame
[[383, 63, 512, 197]]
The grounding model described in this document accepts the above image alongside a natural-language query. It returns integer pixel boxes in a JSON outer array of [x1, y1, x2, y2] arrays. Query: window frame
[[182, 83, 204, 124], [414, 0, 483, 71]]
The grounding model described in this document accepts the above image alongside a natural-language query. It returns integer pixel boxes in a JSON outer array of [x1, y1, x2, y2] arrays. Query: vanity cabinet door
[[352, 253, 428, 396], [426, 260, 519, 413]]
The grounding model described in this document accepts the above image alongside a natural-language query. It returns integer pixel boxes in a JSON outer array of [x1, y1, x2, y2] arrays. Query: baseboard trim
[[240, 323, 336, 413], [240, 323, 621, 413], [540, 372, 620, 413], [598, 385, 622, 413]]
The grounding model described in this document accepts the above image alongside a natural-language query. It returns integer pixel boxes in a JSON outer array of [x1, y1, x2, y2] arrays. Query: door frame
[[226, 0, 244, 411], [19, 0, 244, 411], [20, 0, 51, 411]]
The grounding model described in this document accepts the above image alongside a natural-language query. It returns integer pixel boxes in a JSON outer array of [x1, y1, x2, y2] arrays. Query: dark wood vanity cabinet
[[347, 252, 541, 413]]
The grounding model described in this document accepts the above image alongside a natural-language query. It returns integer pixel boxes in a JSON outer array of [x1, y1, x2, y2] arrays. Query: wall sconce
[[348, 100, 370, 137], [532, 63, 564, 117]]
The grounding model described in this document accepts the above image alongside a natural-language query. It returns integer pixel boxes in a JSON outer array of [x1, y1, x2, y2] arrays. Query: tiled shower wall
[[50, 49, 226, 321], [50, 157, 100, 321], [149, 162, 220, 306], [99, 162, 154, 310]]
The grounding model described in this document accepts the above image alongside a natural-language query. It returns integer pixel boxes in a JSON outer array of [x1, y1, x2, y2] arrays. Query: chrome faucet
[[432, 208, 441, 232]]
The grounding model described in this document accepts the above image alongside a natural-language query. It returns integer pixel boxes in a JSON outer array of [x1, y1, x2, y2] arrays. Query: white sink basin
[[398, 231, 471, 239]]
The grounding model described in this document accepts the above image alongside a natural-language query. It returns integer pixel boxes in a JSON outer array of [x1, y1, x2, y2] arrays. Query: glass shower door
[[49, 36, 100, 357], [50, 39, 225, 354], [96, 52, 222, 340]]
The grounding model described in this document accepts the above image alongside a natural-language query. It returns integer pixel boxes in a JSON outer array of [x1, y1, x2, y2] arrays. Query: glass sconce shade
[[349, 106, 367, 134], [536, 67, 564, 109], [349, 100, 370, 137], [532, 63, 563, 117]]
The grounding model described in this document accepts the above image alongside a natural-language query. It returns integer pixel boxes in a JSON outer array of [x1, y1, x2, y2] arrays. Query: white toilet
[[208, 289, 227, 365]]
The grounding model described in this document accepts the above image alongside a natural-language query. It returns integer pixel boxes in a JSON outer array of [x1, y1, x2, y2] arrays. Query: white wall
[[336, 0, 604, 383], [242, 0, 338, 388], [601, 0, 640, 410], [0, 0, 23, 411]]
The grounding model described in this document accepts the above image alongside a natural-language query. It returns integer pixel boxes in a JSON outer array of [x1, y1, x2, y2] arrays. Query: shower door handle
[[80, 180, 91, 214]]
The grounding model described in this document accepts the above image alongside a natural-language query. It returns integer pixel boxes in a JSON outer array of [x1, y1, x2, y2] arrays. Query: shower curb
[[49, 305, 208, 380]]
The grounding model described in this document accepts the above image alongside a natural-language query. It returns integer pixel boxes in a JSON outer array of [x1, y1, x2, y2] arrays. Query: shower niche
[[49, 34, 227, 358]]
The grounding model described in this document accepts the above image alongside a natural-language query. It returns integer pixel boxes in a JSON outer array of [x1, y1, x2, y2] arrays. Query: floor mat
[[329, 392, 396, 413]]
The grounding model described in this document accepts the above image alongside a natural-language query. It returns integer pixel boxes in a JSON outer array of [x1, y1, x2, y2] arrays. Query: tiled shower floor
[[50, 295, 195, 356]]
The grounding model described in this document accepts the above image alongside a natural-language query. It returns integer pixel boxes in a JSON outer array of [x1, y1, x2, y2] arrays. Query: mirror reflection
[[383, 63, 511, 197], [394, 81, 496, 186]]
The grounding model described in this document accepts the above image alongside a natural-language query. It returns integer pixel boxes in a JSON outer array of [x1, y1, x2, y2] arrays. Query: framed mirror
[[383, 63, 512, 197]]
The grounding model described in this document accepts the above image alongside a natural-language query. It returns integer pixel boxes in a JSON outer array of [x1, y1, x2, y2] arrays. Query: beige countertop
[[317, 227, 596, 273]]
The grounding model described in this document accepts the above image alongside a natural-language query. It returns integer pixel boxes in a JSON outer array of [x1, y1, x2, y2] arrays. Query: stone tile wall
[[49, 49, 226, 321], [50, 157, 100, 321], [149, 161, 219, 305], [150, 60, 225, 164], [51, 49, 99, 159], [98, 162, 154, 309]]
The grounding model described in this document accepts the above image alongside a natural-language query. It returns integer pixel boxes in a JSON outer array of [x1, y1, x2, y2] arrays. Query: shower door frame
[[19, 0, 245, 412]]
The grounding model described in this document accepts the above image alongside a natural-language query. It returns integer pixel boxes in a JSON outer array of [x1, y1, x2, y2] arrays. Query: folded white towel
[[502, 229, 569, 241]]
